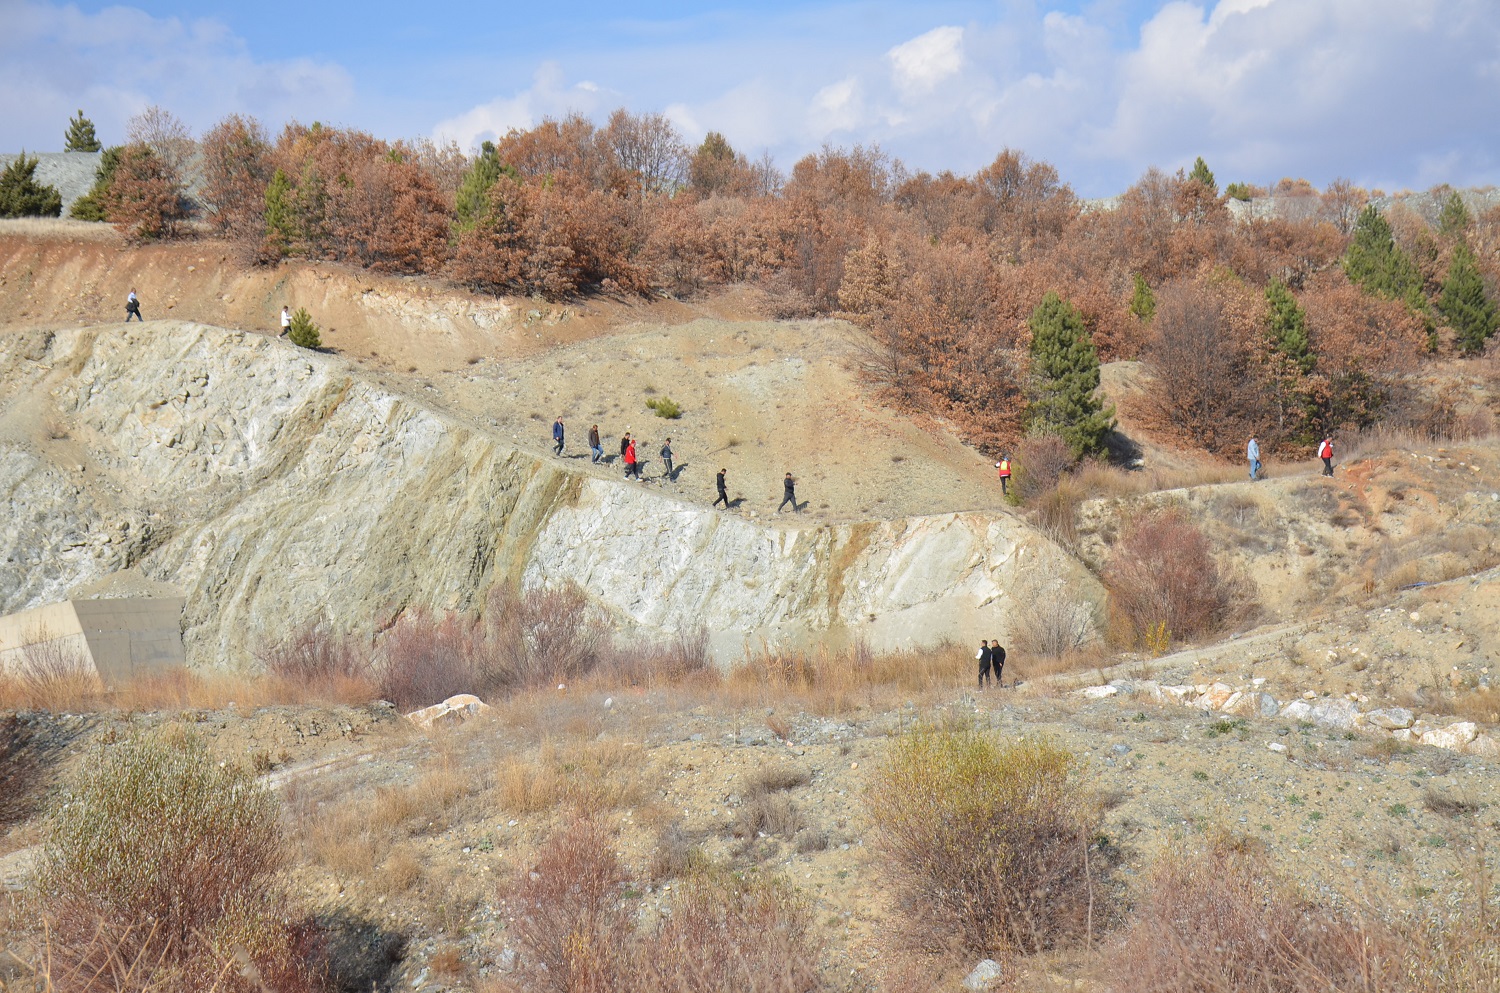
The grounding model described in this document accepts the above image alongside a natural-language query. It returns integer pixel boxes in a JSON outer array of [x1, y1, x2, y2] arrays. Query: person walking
[[660, 438, 674, 480], [1318, 436, 1334, 477], [620, 431, 631, 464], [588, 424, 602, 463], [990, 641, 1006, 687], [995, 455, 1012, 497], [552, 417, 565, 456], [713, 468, 729, 508], [279, 305, 292, 337], [976, 640, 993, 688], [1247, 436, 1261, 481], [778, 472, 798, 512], [124, 289, 142, 322], [625, 436, 639, 479]]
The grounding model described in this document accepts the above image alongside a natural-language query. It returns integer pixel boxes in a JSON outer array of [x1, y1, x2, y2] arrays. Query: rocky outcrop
[[1, 323, 1102, 668]]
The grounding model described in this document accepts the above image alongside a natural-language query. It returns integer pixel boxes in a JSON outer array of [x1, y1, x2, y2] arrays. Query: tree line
[[8, 108, 1500, 463]]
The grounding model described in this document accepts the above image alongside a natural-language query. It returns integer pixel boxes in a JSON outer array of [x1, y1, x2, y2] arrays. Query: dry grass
[[0, 217, 122, 242], [722, 641, 969, 713], [494, 737, 652, 817]]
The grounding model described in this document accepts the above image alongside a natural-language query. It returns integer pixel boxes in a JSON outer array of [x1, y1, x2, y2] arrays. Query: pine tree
[[0, 153, 63, 217], [1437, 191, 1471, 239], [286, 307, 321, 349], [1439, 243, 1499, 356], [454, 141, 512, 232], [1265, 278, 1313, 373], [1129, 273, 1156, 322], [1343, 205, 1429, 318], [1026, 291, 1116, 458], [1188, 156, 1217, 195], [63, 110, 102, 152], [68, 146, 122, 221], [262, 168, 295, 256]]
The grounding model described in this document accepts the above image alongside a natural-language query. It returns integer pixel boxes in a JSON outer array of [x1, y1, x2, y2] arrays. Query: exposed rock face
[[1, 323, 1102, 668]]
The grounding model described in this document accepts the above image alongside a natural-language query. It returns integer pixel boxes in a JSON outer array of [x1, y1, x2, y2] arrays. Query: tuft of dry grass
[[723, 641, 969, 713], [494, 738, 651, 817]]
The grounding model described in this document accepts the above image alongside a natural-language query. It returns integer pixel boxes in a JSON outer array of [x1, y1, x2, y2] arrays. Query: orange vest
[[997, 459, 1011, 478]]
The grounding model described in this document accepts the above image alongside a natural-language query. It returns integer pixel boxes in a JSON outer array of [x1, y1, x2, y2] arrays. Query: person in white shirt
[[279, 305, 292, 337]]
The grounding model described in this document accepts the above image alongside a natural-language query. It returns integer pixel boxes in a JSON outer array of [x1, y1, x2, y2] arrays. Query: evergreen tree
[[1439, 243, 1499, 356], [1026, 291, 1116, 458], [262, 168, 296, 256], [454, 141, 511, 232], [1265, 278, 1313, 373], [1437, 191, 1471, 239], [68, 146, 121, 221], [0, 153, 63, 217], [1129, 273, 1156, 322], [1343, 205, 1429, 316], [63, 110, 102, 152], [1224, 182, 1253, 201], [286, 307, 321, 349], [1188, 156, 1217, 195]]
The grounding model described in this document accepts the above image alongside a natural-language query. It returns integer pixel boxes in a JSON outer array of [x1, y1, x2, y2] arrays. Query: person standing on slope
[[778, 472, 798, 512], [588, 424, 602, 463], [125, 289, 143, 322], [990, 641, 1006, 687], [280, 305, 292, 337], [552, 417, 565, 456], [1247, 436, 1261, 481], [996, 455, 1012, 498], [625, 436, 639, 479], [713, 468, 729, 508], [976, 640, 993, 688], [620, 431, 631, 465], [660, 438, 674, 480], [1318, 436, 1334, 477]]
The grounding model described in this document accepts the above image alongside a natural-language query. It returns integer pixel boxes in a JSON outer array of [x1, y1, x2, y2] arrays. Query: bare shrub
[[600, 626, 711, 686], [1103, 507, 1255, 647], [494, 739, 650, 817], [743, 763, 812, 798], [257, 619, 373, 697], [1011, 433, 1074, 504], [648, 823, 709, 883], [500, 818, 633, 993], [1009, 576, 1098, 661], [14, 632, 99, 710], [377, 609, 476, 710], [732, 793, 806, 840], [866, 725, 1110, 958], [36, 732, 318, 992], [0, 714, 44, 826], [1028, 476, 1084, 552], [481, 583, 607, 689]]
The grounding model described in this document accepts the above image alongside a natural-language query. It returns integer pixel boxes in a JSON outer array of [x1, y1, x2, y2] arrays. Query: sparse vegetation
[[286, 306, 322, 349], [0, 153, 63, 218], [646, 394, 683, 418]]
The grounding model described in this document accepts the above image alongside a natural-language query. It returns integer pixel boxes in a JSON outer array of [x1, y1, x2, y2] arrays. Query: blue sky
[[4, 0, 1498, 197]]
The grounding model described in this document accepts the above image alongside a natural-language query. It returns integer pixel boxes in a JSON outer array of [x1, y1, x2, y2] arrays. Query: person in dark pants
[[1318, 436, 1334, 477], [588, 424, 602, 463], [660, 438, 674, 479], [625, 436, 639, 478], [620, 432, 631, 463], [778, 472, 798, 512], [713, 468, 729, 508], [125, 289, 143, 322], [976, 640, 993, 688], [552, 417, 565, 455], [991, 641, 1006, 687]]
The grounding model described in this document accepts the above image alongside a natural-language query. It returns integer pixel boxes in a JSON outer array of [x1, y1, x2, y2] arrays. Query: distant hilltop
[[1082, 185, 1500, 223], [0, 151, 101, 213]]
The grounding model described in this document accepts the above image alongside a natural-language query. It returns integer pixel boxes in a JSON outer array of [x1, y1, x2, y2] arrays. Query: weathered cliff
[[1, 322, 1102, 666]]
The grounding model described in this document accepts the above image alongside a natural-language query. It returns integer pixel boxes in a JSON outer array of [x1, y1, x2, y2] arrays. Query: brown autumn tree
[[601, 109, 688, 193], [200, 114, 272, 235], [105, 144, 189, 241]]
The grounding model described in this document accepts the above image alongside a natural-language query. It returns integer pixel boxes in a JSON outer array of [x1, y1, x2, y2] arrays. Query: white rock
[[1160, 685, 1194, 704], [1421, 723, 1479, 751], [963, 959, 1004, 991], [1365, 707, 1415, 730], [1267, 742, 1288, 753], [1309, 698, 1359, 730], [1076, 685, 1118, 699], [1280, 700, 1314, 722]]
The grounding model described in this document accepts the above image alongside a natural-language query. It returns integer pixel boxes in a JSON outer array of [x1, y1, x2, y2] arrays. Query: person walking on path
[[588, 424, 602, 463], [995, 455, 1012, 497], [713, 468, 729, 508], [976, 640, 993, 688], [1318, 436, 1334, 477], [990, 641, 1006, 687], [660, 438, 674, 480], [778, 472, 798, 512], [1247, 436, 1261, 481], [125, 289, 142, 322], [620, 431, 631, 464], [279, 305, 292, 337], [552, 417, 565, 456], [625, 436, 639, 479]]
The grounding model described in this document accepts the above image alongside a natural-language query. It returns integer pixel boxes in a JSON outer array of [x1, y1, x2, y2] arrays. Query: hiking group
[[976, 639, 1006, 688]]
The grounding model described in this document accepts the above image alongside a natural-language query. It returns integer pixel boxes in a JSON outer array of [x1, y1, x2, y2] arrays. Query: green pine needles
[[1440, 244, 1499, 356], [286, 307, 321, 349], [1027, 291, 1115, 459], [63, 110, 102, 152], [0, 153, 63, 218], [1265, 278, 1313, 374]]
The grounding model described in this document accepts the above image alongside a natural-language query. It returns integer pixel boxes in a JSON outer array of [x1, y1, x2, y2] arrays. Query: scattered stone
[[405, 693, 492, 729], [963, 959, 1004, 991], [1420, 723, 1478, 751], [1365, 707, 1415, 730], [1077, 685, 1118, 699], [1267, 742, 1288, 753]]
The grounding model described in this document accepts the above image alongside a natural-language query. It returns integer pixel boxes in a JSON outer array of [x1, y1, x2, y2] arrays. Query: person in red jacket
[[995, 455, 1012, 497], [1318, 436, 1334, 476], [625, 437, 640, 479]]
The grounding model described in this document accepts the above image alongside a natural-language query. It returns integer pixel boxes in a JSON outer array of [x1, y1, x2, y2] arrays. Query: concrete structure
[[0, 597, 186, 684]]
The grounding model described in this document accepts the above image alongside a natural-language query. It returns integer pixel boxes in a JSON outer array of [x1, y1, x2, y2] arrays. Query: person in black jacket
[[976, 640, 993, 688], [778, 472, 798, 512], [552, 417, 565, 455], [713, 468, 729, 508], [990, 641, 1007, 687], [125, 289, 143, 322]]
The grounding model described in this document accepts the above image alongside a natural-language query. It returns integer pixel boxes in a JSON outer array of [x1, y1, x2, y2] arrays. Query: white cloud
[[0, 2, 353, 149], [887, 26, 965, 95], [431, 63, 617, 152]]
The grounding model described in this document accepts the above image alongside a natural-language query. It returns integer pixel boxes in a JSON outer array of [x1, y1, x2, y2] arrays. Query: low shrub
[[1103, 507, 1255, 647], [258, 619, 374, 697], [1010, 433, 1074, 504], [646, 395, 683, 418], [0, 714, 44, 826], [36, 732, 317, 992], [866, 724, 1110, 958], [286, 307, 321, 349]]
